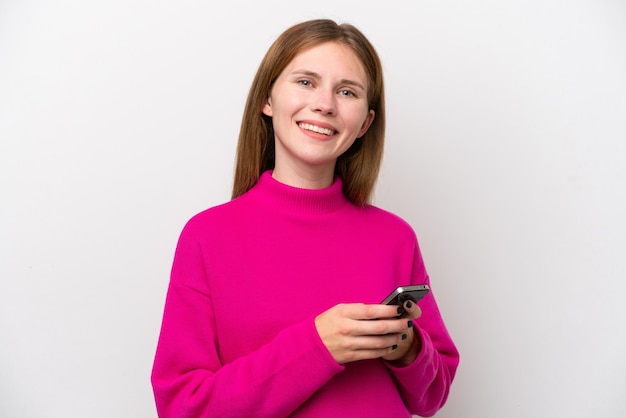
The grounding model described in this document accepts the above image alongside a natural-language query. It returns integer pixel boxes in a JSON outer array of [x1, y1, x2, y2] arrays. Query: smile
[[298, 122, 336, 136]]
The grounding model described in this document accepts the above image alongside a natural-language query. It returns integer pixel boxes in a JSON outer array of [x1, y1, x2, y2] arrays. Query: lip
[[297, 120, 338, 137]]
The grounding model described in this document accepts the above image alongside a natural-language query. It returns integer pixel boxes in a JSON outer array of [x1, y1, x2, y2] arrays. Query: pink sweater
[[151, 171, 459, 417]]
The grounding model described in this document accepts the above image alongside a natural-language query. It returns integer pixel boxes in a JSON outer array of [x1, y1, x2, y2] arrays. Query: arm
[[151, 225, 343, 417], [383, 242, 460, 417]]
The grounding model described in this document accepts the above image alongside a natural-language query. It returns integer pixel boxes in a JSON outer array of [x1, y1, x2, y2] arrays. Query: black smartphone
[[381, 284, 430, 306]]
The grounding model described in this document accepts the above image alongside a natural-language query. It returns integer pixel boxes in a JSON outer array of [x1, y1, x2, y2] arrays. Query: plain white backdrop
[[1, 1, 625, 417]]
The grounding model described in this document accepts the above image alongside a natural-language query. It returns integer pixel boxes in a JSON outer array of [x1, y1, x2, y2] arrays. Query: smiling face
[[262, 41, 375, 189]]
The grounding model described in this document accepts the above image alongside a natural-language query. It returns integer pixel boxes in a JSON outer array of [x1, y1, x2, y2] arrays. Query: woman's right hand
[[314, 303, 413, 364]]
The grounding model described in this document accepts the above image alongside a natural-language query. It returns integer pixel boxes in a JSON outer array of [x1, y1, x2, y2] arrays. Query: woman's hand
[[382, 300, 422, 365], [314, 301, 421, 365]]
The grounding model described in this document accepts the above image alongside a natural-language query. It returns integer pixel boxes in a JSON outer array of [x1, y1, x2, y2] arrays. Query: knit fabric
[[151, 171, 459, 417]]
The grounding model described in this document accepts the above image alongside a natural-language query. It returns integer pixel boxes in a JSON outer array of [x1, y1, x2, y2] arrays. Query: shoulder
[[178, 194, 251, 238], [361, 204, 414, 230], [357, 204, 418, 242]]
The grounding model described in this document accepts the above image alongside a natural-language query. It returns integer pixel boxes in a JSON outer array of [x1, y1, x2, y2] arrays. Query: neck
[[271, 162, 336, 190], [251, 171, 348, 216]]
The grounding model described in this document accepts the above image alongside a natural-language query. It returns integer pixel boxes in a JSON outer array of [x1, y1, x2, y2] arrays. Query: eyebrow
[[291, 69, 367, 91]]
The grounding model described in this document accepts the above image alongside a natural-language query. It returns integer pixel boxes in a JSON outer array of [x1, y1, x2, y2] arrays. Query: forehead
[[283, 41, 368, 84]]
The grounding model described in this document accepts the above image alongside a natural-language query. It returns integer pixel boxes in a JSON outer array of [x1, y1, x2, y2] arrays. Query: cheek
[[349, 108, 372, 131], [266, 97, 295, 120]]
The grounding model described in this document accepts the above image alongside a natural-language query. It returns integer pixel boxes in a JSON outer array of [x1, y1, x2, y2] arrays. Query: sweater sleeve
[[151, 222, 344, 418], [384, 239, 460, 417]]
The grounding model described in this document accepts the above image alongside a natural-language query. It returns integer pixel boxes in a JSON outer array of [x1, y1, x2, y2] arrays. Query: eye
[[298, 79, 313, 87], [338, 89, 356, 97]]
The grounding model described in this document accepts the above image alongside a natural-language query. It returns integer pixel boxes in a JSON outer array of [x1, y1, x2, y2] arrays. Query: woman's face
[[263, 41, 375, 186]]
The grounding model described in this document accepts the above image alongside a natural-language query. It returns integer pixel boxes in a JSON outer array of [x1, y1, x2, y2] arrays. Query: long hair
[[232, 19, 385, 206]]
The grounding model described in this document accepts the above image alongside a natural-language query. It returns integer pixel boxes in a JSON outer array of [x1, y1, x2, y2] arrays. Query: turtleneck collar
[[248, 170, 350, 216]]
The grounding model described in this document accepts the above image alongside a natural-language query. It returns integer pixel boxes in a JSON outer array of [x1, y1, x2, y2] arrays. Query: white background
[[1, 1, 625, 417]]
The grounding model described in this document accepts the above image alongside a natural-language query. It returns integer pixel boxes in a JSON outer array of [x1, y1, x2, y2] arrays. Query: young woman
[[151, 19, 459, 417]]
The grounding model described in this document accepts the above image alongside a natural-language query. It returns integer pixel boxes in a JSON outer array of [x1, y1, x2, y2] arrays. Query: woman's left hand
[[382, 300, 422, 365]]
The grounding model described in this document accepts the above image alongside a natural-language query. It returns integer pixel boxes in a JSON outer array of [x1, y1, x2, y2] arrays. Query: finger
[[403, 300, 423, 320], [340, 345, 400, 363], [353, 334, 404, 352], [345, 303, 404, 320], [360, 317, 413, 336]]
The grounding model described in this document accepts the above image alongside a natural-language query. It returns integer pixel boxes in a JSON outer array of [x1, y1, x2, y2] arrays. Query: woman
[[152, 19, 459, 417]]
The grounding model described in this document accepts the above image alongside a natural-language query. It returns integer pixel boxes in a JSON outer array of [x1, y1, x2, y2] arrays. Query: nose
[[311, 88, 337, 115]]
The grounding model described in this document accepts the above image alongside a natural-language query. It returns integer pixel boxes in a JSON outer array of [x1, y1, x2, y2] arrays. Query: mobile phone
[[381, 284, 430, 306]]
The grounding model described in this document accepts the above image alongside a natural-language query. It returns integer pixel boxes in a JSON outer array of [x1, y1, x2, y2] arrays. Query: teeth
[[299, 122, 335, 136]]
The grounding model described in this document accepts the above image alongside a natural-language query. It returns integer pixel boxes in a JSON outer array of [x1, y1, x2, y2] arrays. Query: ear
[[357, 109, 375, 138], [262, 96, 273, 117]]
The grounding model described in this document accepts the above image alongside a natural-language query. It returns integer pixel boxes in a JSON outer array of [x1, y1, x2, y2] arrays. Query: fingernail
[[392, 344, 398, 350], [397, 307, 406, 315], [406, 301, 413, 309], [408, 320, 413, 328], [402, 333, 407, 340]]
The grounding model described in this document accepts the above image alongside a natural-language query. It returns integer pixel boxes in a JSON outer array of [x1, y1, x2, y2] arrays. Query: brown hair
[[231, 19, 385, 206]]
